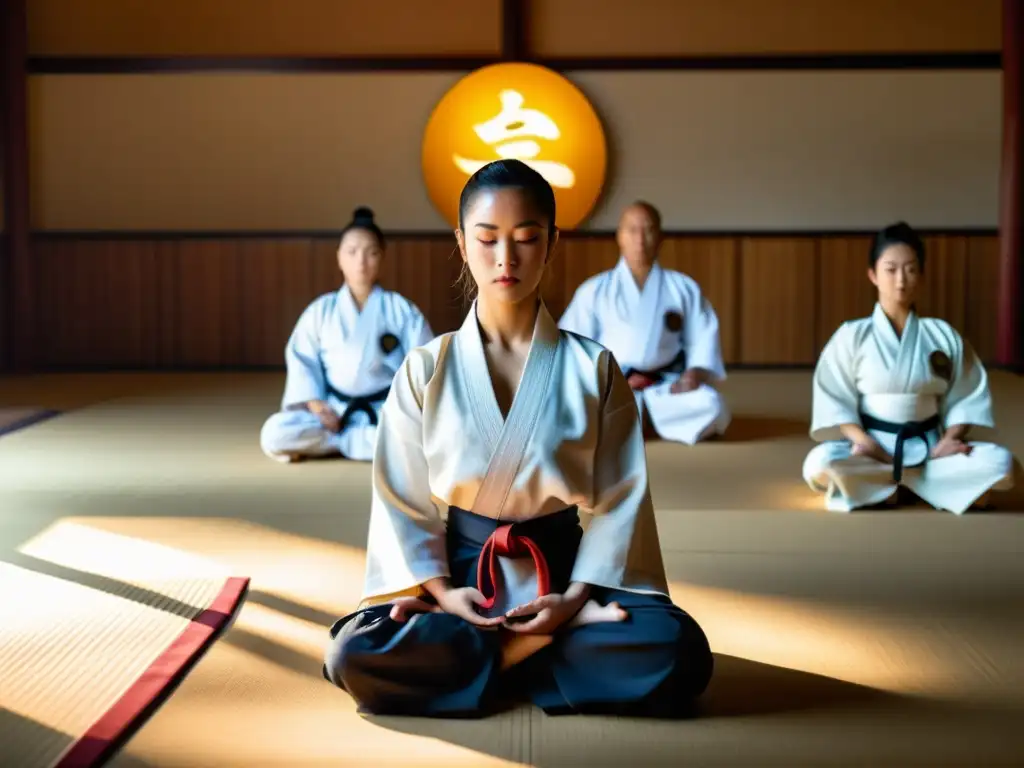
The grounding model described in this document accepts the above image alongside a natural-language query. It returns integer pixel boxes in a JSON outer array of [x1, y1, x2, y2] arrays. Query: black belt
[[328, 385, 390, 430], [621, 349, 687, 382], [860, 412, 941, 483]]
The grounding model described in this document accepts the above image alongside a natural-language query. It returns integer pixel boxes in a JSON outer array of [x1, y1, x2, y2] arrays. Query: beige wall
[[29, 70, 1000, 231]]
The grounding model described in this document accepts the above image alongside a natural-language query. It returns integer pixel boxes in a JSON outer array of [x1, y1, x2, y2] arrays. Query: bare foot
[[388, 596, 439, 622], [566, 599, 628, 629]]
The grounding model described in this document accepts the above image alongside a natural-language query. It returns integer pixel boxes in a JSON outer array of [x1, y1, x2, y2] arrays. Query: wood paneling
[[817, 236, 875, 347], [527, 0, 1002, 58], [27, 0, 502, 57], [918, 235, 970, 332], [28, 232, 1001, 370], [739, 238, 818, 364], [966, 235, 1002, 363]]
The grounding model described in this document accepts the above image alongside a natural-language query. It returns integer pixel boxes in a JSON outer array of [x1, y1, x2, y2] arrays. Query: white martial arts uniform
[[322, 301, 715, 715], [558, 258, 730, 445], [803, 303, 1014, 514], [260, 285, 433, 462], [360, 299, 670, 614]]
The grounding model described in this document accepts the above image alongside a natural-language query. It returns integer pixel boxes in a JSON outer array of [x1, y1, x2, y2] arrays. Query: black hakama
[[323, 507, 713, 718]]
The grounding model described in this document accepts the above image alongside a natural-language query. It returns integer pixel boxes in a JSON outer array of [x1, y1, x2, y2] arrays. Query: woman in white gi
[[260, 208, 433, 463], [558, 201, 730, 445], [803, 221, 1014, 513], [322, 160, 713, 718]]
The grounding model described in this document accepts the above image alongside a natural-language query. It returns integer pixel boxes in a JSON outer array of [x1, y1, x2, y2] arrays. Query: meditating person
[[322, 160, 714, 718], [260, 207, 433, 463], [803, 221, 1014, 513], [558, 201, 730, 444]]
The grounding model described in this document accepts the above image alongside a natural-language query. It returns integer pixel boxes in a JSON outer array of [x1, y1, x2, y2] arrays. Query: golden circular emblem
[[421, 63, 608, 231]]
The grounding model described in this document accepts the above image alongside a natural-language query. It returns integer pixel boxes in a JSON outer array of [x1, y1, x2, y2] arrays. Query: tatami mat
[[1, 371, 1023, 767]]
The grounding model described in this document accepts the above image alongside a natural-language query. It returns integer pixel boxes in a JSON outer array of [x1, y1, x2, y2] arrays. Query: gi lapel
[[636, 262, 665, 363], [605, 259, 663, 366], [871, 303, 901, 391], [456, 300, 560, 520], [888, 306, 920, 393], [346, 285, 383, 380]]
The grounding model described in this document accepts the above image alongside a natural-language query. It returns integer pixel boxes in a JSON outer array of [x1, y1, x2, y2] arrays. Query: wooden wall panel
[[965, 235, 1001, 363], [918, 235, 970, 334], [27, 233, 1002, 370], [238, 241, 319, 367], [34, 240, 170, 367], [659, 238, 740, 364], [527, 0, 1002, 58], [28, 0, 501, 57], [738, 238, 818, 364], [817, 236, 875, 347], [174, 242, 246, 367]]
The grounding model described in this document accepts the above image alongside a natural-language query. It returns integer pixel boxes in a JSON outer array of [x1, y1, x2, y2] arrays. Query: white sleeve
[[809, 323, 862, 442], [558, 281, 600, 341], [942, 332, 995, 430], [403, 306, 435, 351], [360, 348, 449, 605], [280, 303, 327, 408], [571, 351, 670, 596], [682, 289, 726, 380]]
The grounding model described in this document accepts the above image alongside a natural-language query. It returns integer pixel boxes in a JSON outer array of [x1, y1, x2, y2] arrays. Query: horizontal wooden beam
[[32, 227, 999, 241], [27, 51, 1001, 75], [30, 228, 999, 241]]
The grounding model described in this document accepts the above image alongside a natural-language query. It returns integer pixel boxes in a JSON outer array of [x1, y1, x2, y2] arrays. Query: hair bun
[[352, 206, 375, 224]]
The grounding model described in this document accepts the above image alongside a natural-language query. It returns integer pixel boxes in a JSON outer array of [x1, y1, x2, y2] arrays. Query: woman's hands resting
[[388, 579, 628, 634]]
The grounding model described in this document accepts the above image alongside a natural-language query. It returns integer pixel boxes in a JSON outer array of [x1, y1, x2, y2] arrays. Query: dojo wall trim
[[28, 230, 999, 370]]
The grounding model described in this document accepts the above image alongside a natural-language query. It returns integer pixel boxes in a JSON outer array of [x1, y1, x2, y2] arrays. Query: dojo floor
[[2, 370, 1024, 767]]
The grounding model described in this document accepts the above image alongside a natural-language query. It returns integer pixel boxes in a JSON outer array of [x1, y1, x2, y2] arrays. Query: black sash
[[860, 412, 941, 483], [621, 349, 687, 382], [328, 385, 391, 431]]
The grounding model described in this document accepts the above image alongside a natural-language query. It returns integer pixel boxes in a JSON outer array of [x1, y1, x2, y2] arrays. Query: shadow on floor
[[1, 550, 250, 766], [0, 707, 159, 768], [224, 625, 327, 681], [4, 551, 214, 620], [698, 654, 895, 717], [368, 653, 905, 765], [247, 588, 339, 626]]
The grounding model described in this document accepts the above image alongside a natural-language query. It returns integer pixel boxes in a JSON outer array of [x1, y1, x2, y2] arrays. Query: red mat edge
[[52, 575, 251, 768]]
